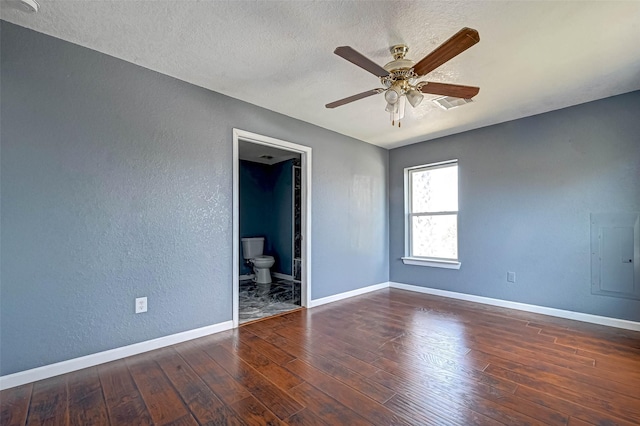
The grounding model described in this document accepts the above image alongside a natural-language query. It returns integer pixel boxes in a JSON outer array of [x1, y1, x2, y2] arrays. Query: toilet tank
[[241, 237, 264, 259]]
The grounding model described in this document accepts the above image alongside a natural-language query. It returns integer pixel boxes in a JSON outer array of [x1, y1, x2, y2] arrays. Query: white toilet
[[241, 237, 275, 284]]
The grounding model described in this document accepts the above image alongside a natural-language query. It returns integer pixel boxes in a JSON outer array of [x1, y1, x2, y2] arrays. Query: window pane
[[411, 165, 458, 213], [411, 214, 457, 259]]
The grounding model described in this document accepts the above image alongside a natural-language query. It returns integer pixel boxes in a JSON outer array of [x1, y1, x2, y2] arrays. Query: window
[[403, 160, 460, 269]]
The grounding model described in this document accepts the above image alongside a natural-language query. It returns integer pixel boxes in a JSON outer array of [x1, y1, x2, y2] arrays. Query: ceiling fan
[[326, 27, 480, 127]]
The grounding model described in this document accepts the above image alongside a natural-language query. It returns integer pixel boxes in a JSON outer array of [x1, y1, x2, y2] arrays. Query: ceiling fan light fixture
[[406, 89, 424, 108], [398, 96, 406, 118], [385, 102, 397, 113], [390, 96, 406, 127], [384, 86, 400, 104]]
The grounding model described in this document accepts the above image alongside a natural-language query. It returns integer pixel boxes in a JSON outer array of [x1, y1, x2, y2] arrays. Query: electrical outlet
[[135, 297, 147, 314], [507, 272, 516, 283]]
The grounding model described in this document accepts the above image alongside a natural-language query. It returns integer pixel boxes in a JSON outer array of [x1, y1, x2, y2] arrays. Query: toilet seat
[[251, 255, 274, 266]]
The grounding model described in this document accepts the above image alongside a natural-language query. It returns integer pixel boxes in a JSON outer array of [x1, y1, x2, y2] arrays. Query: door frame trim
[[232, 129, 312, 327]]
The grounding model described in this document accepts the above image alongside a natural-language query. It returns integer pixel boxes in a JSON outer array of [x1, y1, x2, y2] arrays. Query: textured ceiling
[[2, 1, 640, 149]]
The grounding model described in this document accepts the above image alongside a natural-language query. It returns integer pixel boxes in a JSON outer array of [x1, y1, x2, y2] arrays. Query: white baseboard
[[310, 282, 390, 308], [272, 272, 294, 280], [389, 282, 640, 332], [240, 274, 254, 280], [0, 320, 233, 391]]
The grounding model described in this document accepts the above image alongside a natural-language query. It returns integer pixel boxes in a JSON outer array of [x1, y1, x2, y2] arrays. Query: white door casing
[[232, 129, 312, 327]]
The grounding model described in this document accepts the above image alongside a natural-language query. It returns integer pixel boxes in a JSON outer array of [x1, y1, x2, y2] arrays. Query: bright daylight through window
[[403, 160, 459, 268]]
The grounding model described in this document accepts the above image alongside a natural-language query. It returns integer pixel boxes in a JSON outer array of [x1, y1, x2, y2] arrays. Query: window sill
[[401, 257, 461, 269]]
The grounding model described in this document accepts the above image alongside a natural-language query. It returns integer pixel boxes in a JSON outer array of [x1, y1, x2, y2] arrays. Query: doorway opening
[[232, 129, 311, 327]]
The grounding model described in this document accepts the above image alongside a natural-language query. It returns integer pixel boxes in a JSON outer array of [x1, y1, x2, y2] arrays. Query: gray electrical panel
[[591, 212, 640, 300]]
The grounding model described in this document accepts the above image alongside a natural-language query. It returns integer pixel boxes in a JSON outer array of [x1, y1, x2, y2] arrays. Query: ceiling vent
[[433, 96, 473, 110], [259, 155, 274, 160]]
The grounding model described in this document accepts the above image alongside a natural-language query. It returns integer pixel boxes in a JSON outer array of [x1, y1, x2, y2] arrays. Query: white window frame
[[402, 159, 461, 269]]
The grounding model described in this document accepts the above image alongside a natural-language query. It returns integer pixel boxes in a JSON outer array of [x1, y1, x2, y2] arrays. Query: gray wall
[[0, 22, 389, 375], [389, 91, 640, 322]]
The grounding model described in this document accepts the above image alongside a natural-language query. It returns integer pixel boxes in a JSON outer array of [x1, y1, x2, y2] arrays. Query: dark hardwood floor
[[2, 288, 640, 425]]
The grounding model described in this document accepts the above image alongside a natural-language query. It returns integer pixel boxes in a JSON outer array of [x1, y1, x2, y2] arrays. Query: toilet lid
[[254, 255, 274, 260]]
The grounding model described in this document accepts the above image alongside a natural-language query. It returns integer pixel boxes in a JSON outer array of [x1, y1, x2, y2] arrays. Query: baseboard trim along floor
[[309, 282, 390, 308], [389, 282, 640, 332], [0, 321, 233, 391]]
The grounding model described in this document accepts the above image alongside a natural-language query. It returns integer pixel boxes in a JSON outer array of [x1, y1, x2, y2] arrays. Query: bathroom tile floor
[[239, 277, 301, 324]]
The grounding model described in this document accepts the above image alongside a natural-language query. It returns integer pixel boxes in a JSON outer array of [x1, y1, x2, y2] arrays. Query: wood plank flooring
[[2, 288, 640, 425]]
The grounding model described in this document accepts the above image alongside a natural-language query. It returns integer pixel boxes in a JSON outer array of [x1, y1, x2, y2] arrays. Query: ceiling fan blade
[[420, 82, 480, 99], [325, 89, 382, 108], [334, 46, 389, 77], [413, 27, 480, 77]]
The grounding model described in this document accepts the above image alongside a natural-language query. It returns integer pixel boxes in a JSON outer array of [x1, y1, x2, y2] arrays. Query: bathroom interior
[[239, 141, 302, 324]]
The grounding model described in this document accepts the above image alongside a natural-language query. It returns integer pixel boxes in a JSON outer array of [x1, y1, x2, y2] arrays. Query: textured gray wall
[[0, 22, 389, 375], [390, 91, 640, 322]]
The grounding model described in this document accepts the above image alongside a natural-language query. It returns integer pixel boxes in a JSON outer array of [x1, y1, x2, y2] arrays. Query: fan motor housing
[[384, 44, 415, 72], [383, 59, 415, 73]]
